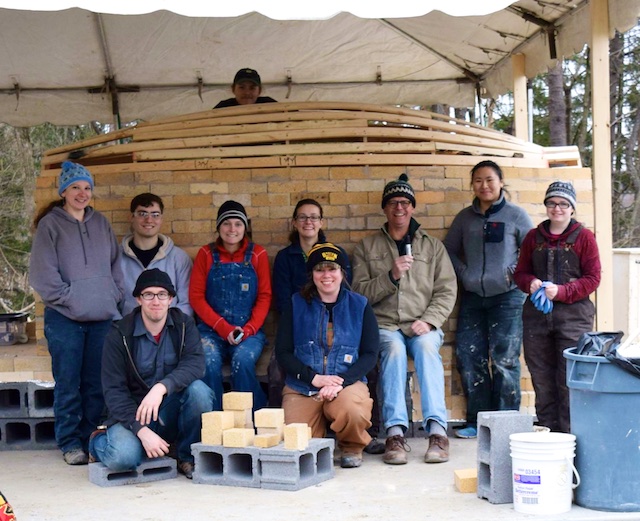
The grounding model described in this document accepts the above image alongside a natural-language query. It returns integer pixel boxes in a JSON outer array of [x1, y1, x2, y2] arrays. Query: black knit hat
[[216, 200, 249, 229], [544, 181, 577, 209], [306, 243, 348, 273], [133, 268, 176, 297], [381, 174, 416, 208]]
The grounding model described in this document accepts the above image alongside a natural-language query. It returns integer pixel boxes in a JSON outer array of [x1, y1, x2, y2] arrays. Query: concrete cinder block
[[88, 457, 177, 487], [223, 428, 255, 448], [259, 438, 335, 491], [0, 417, 57, 450], [284, 423, 309, 450], [254, 433, 280, 448], [257, 425, 283, 441], [476, 411, 534, 504], [0, 382, 28, 418], [254, 408, 284, 428], [202, 410, 234, 431], [454, 468, 478, 493], [232, 408, 253, 428], [192, 443, 261, 488], [222, 392, 253, 411], [27, 381, 54, 418]]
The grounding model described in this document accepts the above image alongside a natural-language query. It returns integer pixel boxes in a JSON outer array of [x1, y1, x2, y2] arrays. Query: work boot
[[63, 448, 89, 466], [382, 435, 410, 465], [424, 434, 449, 463], [177, 460, 194, 479], [340, 452, 363, 468]]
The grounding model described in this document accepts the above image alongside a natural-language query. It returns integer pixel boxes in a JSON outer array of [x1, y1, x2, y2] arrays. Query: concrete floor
[[2, 437, 639, 521]]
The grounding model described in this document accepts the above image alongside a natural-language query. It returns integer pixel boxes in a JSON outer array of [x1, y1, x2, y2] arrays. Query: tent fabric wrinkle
[[0, 0, 638, 126]]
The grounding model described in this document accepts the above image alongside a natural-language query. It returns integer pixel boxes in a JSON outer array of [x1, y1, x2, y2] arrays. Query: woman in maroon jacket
[[514, 181, 601, 433]]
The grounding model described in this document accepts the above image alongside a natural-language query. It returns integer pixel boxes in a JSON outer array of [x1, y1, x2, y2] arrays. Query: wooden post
[[512, 54, 529, 142], [591, 0, 614, 329]]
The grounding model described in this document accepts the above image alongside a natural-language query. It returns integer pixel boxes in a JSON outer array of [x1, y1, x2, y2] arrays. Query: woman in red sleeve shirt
[[189, 201, 271, 410], [514, 182, 601, 433]]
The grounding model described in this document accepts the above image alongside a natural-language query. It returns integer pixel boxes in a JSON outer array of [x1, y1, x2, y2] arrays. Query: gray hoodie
[[29, 206, 124, 321], [444, 194, 533, 297], [119, 233, 193, 317]]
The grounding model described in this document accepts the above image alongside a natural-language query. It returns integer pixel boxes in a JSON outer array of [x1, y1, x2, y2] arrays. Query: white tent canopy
[[0, 0, 639, 125]]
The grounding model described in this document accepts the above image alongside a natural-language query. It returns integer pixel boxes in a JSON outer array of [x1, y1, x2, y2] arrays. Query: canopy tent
[[1, 0, 639, 126]]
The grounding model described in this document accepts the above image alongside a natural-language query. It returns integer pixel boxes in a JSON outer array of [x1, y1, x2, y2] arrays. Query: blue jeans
[[90, 380, 213, 470], [198, 325, 267, 411], [44, 307, 111, 453], [455, 289, 525, 425], [379, 328, 446, 432]]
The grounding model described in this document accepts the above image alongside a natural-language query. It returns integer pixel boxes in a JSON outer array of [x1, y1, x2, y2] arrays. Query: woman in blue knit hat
[[514, 181, 601, 432], [29, 161, 124, 465]]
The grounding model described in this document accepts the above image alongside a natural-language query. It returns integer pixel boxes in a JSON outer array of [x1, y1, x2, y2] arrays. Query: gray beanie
[[544, 181, 577, 209]]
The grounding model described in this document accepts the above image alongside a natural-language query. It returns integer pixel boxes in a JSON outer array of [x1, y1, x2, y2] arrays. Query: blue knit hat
[[58, 161, 94, 196]]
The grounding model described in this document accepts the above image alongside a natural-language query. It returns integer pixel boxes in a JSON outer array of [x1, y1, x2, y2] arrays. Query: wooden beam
[[591, 0, 614, 329], [512, 54, 529, 141]]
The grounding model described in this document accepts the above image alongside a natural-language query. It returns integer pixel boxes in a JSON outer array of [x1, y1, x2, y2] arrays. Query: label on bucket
[[514, 473, 541, 485]]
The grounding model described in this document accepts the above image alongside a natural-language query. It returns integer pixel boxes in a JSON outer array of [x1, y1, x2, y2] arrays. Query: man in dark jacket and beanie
[[89, 269, 213, 479]]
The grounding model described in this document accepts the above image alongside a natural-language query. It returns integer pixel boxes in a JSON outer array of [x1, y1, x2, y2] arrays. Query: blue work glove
[[530, 281, 553, 314]]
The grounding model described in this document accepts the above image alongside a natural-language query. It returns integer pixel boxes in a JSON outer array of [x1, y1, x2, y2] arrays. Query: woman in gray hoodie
[[444, 160, 533, 439], [29, 161, 124, 465]]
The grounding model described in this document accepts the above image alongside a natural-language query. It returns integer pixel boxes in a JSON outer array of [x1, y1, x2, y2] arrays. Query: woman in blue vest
[[189, 201, 271, 410], [275, 243, 379, 468]]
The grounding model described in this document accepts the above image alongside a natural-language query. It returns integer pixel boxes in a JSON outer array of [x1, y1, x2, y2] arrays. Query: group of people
[[29, 153, 600, 479]]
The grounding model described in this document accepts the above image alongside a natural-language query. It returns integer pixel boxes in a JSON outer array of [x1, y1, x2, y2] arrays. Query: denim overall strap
[[204, 242, 257, 327]]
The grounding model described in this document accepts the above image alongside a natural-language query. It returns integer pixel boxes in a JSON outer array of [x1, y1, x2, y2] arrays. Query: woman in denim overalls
[[189, 201, 271, 410]]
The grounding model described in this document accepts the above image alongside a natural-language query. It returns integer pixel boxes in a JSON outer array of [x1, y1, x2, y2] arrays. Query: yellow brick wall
[[33, 163, 594, 415]]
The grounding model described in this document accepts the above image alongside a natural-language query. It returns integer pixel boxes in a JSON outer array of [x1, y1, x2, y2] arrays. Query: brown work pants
[[282, 381, 372, 454]]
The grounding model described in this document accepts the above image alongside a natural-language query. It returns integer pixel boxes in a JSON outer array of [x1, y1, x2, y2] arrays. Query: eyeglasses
[[140, 291, 170, 301], [386, 200, 411, 209], [544, 201, 571, 209], [134, 210, 162, 219], [294, 214, 322, 223]]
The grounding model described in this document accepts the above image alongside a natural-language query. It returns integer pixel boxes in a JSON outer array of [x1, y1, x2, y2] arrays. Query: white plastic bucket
[[510, 432, 580, 515]]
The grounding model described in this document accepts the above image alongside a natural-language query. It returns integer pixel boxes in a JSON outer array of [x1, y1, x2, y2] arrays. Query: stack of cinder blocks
[[476, 410, 534, 504], [0, 381, 56, 451], [193, 391, 334, 490]]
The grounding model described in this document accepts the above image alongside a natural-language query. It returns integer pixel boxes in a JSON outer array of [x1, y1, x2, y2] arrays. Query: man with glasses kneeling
[[89, 269, 213, 480]]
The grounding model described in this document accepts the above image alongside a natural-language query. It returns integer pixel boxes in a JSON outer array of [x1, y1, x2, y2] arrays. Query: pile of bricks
[[194, 391, 334, 490], [0, 381, 56, 451]]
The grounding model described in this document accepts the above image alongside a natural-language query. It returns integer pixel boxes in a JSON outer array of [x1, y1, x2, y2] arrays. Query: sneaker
[[424, 434, 449, 463], [63, 448, 89, 466], [363, 437, 386, 455], [382, 435, 410, 465], [340, 452, 363, 468], [454, 426, 477, 439], [177, 460, 194, 479]]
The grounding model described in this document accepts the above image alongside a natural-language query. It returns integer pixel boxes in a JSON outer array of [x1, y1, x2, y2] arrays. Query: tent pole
[[591, 0, 614, 329], [512, 53, 529, 141]]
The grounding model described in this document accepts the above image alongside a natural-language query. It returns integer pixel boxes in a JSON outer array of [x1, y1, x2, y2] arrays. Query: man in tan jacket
[[352, 174, 457, 465]]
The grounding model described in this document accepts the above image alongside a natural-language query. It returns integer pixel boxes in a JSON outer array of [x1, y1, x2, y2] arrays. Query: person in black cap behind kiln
[[214, 68, 277, 108]]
